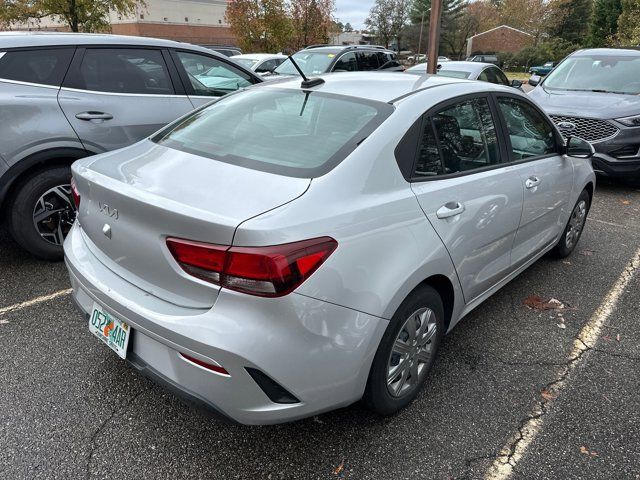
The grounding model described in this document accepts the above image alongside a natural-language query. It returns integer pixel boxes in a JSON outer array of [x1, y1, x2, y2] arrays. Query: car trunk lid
[[72, 141, 310, 309]]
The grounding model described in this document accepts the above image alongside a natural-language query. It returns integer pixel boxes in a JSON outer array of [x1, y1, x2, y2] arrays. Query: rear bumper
[[64, 224, 387, 425]]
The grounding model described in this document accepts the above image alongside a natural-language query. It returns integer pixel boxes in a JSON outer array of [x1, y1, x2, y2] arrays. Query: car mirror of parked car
[[528, 74, 541, 87], [565, 136, 595, 158], [510, 79, 523, 88]]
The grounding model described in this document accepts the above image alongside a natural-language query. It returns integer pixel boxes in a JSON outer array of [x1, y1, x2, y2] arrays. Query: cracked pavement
[[0, 180, 639, 479]]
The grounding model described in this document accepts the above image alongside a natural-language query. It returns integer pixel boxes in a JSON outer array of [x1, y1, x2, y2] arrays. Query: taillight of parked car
[[70, 177, 81, 209], [166, 236, 337, 297]]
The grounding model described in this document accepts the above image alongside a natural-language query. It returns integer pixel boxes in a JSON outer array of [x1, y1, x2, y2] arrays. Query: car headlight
[[615, 115, 640, 127]]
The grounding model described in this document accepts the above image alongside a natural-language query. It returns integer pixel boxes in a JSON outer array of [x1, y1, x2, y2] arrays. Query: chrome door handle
[[75, 111, 113, 121], [436, 201, 465, 219], [525, 176, 541, 189]]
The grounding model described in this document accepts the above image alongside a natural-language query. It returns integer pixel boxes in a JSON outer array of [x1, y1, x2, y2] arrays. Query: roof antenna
[[287, 55, 325, 88]]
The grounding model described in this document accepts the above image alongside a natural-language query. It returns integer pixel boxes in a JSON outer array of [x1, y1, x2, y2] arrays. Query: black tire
[[7, 166, 73, 261], [552, 189, 591, 258], [363, 285, 444, 416]]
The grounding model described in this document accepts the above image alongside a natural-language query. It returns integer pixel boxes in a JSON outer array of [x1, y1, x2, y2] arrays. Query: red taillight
[[70, 177, 81, 209], [179, 353, 229, 375], [166, 236, 338, 297]]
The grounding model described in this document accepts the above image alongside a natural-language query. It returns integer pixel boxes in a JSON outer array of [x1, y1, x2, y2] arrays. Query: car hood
[[529, 86, 640, 119]]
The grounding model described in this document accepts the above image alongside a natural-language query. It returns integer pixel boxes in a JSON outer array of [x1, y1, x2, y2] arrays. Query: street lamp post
[[426, 0, 442, 74]]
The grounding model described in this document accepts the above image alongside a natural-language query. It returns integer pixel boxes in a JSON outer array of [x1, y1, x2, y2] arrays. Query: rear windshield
[[544, 54, 640, 95], [234, 58, 258, 68], [437, 69, 472, 79], [153, 88, 393, 177]]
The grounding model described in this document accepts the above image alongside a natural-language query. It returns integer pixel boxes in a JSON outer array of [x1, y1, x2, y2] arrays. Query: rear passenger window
[[74, 48, 174, 95], [0, 48, 73, 86], [497, 97, 557, 159], [414, 97, 500, 178]]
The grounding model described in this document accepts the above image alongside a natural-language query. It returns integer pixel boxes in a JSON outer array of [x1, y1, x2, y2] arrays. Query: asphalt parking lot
[[1, 179, 639, 480]]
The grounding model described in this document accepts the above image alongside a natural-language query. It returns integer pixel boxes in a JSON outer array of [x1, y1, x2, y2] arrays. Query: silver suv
[[0, 32, 262, 260]]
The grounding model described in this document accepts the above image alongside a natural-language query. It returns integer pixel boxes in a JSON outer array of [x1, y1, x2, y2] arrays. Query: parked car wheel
[[8, 166, 75, 261], [552, 189, 591, 258], [364, 285, 444, 416]]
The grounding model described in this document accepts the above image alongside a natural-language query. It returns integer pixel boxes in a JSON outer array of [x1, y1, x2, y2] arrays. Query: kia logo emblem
[[557, 121, 576, 132], [98, 202, 118, 219]]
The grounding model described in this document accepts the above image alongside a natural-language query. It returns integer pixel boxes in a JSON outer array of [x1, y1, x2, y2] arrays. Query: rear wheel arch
[[0, 147, 89, 213], [417, 275, 455, 333]]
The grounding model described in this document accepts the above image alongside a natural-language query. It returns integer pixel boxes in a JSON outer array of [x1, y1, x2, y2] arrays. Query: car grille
[[549, 115, 619, 143]]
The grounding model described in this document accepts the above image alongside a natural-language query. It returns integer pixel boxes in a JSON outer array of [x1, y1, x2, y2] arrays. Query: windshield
[[153, 88, 393, 177], [544, 54, 640, 94], [437, 69, 471, 79], [234, 58, 258, 69], [274, 51, 336, 76]]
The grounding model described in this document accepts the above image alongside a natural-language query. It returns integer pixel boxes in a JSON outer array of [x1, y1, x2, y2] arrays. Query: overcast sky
[[335, 0, 374, 29]]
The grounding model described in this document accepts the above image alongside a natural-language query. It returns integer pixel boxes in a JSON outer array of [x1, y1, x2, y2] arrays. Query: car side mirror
[[565, 136, 595, 158], [528, 74, 541, 87], [510, 79, 523, 88]]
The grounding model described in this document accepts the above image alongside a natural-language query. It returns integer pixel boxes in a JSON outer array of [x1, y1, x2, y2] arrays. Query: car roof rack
[[303, 44, 389, 51]]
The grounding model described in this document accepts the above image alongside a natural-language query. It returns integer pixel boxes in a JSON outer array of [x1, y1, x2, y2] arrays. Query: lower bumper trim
[[127, 351, 238, 425]]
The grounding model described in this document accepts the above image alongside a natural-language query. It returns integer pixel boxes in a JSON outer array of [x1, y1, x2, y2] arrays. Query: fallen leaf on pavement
[[541, 389, 556, 401], [621, 200, 631, 205], [616, 334, 621, 342], [580, 446, 589, 454], [334, 460, 345, 475], [523, 295, 569, 311], [562, 261, 572, 265], [580, 249, 594, 256], [557, 323, 566, 329], [0, 319, 9, 325], [603, 335, 611, 342]]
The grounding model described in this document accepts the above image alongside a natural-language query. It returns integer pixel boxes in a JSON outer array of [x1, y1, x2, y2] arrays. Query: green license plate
[[89, 302, 130, 359]]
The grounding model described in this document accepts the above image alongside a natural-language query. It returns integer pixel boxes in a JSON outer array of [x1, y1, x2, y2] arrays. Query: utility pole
[[426, 0, 442, 74]]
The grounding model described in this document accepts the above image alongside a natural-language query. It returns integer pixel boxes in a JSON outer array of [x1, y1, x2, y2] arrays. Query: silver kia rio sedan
[[65, 72, 596, 425]]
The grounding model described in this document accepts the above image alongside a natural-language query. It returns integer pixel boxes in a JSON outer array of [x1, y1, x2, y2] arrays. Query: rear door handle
[[436, 201, 465, 219], [75, 111, 113, 121], [525, 176, 541, 189]]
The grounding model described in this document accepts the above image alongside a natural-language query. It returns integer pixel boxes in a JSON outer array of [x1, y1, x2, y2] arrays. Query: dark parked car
[[0, 33, 262, 260], [272, 45, 404, 77], [529, 48, 640, 180], [529, 61, 556, 76]]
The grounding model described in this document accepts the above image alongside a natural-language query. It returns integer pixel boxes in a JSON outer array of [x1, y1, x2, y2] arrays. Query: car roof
[[261, 71, 508, 103], [0, 32, 216, 55], [232, 53, 287, 60], [571, 47, 640, 57]]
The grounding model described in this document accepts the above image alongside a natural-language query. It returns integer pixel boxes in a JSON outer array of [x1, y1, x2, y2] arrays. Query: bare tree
[[366, 0, 409, 48]]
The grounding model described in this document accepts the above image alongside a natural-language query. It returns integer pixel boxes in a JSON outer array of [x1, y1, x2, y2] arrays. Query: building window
[[139, 14, 144, 19], [185, 17, 188, 22]]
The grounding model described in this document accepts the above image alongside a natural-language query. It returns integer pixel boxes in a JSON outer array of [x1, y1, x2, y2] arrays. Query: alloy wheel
[[386, 307, 438, 398], [565, 200, 587, 250], [32, 184, 76, 246]]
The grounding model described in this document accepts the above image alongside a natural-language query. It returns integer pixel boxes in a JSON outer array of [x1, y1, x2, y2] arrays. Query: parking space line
[[0, 289, 73, 317], [485, 245, 640, 480]]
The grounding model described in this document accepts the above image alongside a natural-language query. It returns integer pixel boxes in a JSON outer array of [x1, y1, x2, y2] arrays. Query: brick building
[[466, 25, 534, 57], [5, 0, 236, 45]]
